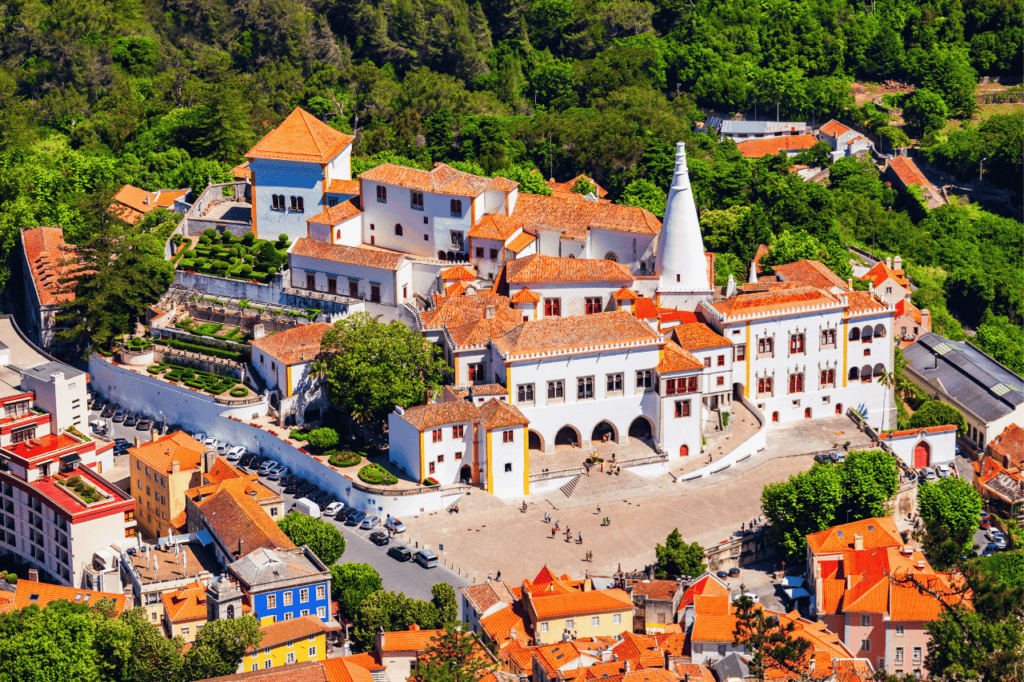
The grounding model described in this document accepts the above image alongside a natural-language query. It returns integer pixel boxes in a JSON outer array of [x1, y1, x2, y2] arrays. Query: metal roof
[[713, 652, 751, 680]]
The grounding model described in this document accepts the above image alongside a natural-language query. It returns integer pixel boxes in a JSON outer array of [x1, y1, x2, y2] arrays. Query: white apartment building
[[250, 323, 333, 425], [672, 323, 737, 413], [503, 254, 635, 319]]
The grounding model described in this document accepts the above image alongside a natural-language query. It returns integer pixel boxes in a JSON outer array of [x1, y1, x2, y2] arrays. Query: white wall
[[360, 181, 475, 258], [485, 425, 527, 498], [21, 370, 89, 431], [586, 229, 658, 274], [387, 414, 423, 482], [508, 282, 628, 318], [688, 347, 734, 403], [251, 159, 325, 244], [325, 146, 352, 183], [290, 251, 412, 306], [883, 430, 956, 469]]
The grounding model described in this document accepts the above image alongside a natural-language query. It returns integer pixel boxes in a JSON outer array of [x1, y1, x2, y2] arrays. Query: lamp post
[[979, 157, 987, 182]]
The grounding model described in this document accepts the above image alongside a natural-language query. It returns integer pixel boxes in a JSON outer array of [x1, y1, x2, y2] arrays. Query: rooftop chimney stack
[[854, 534, 864, 551], [28, 569, 38, 582], [252, 324, 266, 340], [485, 305, 495, 319], [845, 575, 853, 589], [894, 255, 903, 270], [886, 256, 893, 268]]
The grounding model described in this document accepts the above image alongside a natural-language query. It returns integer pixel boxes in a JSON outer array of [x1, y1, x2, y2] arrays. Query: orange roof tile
[[844, 290, 889, 316], [548, 174, 608, 198], [398, 400, 479, 432], [251, 322, 332, 366], [360, 163, 515, 198], [888, 156, 938, 193], [339, 653, 385, 673], [129, 431, 206, 475], [204, 457, 252, 484], [196, 479, 295, 554], [321, 658, 375, 682], [631, 579, 680, 602], [22, 226, 82, 306], [691, 614, 738, 642], [529, 588, 632, 620], [327, 179, 361, 195], [710, 285, 838, 319], [806, 517, 902, 555], [632, 298, 659, 320], [246, 108, 354, 164], [291, 238, 406, 271], [511, 288, 540, 304], [446, 280, 469, 296], [307, 199, 362, 225], [480, 604, 530, 647], [506, 254, 633, 285], [773, 260, 849, 291], [493, 311, 660, 360], [469, 214, 523, 241], [447, 315, 521, 350], [832, 659, 875, 682], [506, 232, 537, 254], [162, 582, 208, 623], [677, 574, 730, 612], [233, 162, 253, 181], [673, 323, 731, 351], [476, 399, 529, 430], [378, 624, 445, 652], [251, 615, 329, 651], [613, 287, 638, 301], [533, 566, 560, 584], [419, 294, 513, 330], [656, 342, 703, 373], [513, 193, 661, 240], [860, 260, 909, 289], [991, 423, 1024, 470], [533, 642, 582, 676], [109, 185, 188, 224], [673, 664, 714, 681], [462, 581, 517, 616], [820, 119, 853, 139], [441, 265, 477, 281], [878, 425, 957, 440], [735, 134, 819, 158], [11, 579, 128, 614]]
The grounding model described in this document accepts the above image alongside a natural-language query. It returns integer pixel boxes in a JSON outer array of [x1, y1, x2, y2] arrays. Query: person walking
[[596, 505, 600, 515], [551, 527, 557, 539], [555, 521, 560, 531], [578, 531, 583, 544]]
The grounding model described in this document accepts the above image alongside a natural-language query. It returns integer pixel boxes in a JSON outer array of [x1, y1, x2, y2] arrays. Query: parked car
[[980, 511, 991, 529], [283, 480, 304, 494], [369, 531, 390, 546], [936, 464, 951, 478], [193, 432, 206, 443], [919, 467, 936, 481], [814, 453, 832, 464], [112, 409, 127, 423], [113, 442, 131, 455], [246, 455, 268, 470], [360, 515, 380, 530], [345, 511, 366, 527], [203, 437, 220, 450], [136, 417, 153, 431], [296, 484, 317, 498], [152, 420, 165, 435], [216, 442, 233, 455], [384, 518, 406, 533], [267, 468, 284, 481], [829, 451, 845, 463], [414, 549, 438, 568], [90, 397, 107, 410], [993, 535, 1008, 550], [258, 461, 279, 476], [226, 446, 246, 461], [125, 412, 141, 427], [987, 528, 1004, 542], [981, 543, 999, 557], [101, 404, 118, 419], [114, 437, 129, 447], [388, 546, 412, 562], [324, 502, 345, 517], [165, 424, 183, 435]]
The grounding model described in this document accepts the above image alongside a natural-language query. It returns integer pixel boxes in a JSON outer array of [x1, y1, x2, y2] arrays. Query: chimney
[[395, 405, 404, 416], [171, 460, 180, 474], [845, 575, 853, 590], [854, 534, 864, 551], [376, 628, 385, 653], [409, 623, 420, 631], [624, 660, 631, 673], [886, 256, 892, 268], [601, 647, 613, 663], [253, 324, 266, 340], [894, 255, 903, 270], [135, 436, 141, 449], [921, 308, 931, 330], [237, 538, 243, 557], [27, 569, 38, 582], [847, 278, 853, 289], [50, 372, 64, 384], [916, 559, 925, 571], [664, 649, 671, 670], [485, 305, 495, 319]]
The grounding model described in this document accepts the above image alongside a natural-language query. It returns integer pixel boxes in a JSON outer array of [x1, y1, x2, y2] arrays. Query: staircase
[[563, 467, 651, 501], [559, 474, 584, 498], [447, 489, 508, 515]]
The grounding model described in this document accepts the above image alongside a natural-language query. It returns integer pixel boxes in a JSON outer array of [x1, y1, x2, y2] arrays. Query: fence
[[530, 466, 584, 482]]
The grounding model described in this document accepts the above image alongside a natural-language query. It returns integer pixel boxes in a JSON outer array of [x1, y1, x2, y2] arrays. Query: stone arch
[[554, 425, 581, 448], [528, 430, 545, 452], [604, 252, 618, 262], [861, 325, 873, 340], [860, 364, 872, 381], [874, 323, 887, 338], [447, 251, 456, 261], [873, 363, 886, 377], [849, 327, 860, 341], [438, 251, 447, 261], [848, 367, 859, 381], [680, 444, 689, 457], [628, 416, 654, 439], [805, 407, 813, 419], [913, 440, 931, 468], [591, 421, 617, 443], [460, 464, 472, 484], [836, 403, 843, 415]]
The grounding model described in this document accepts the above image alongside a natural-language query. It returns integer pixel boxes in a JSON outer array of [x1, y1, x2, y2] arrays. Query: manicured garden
[[327, 450, 362, 468], [173, 229, 290, 282], [57, 475, 104, 504], [358, 463, 398, 486], [125, 337, 153, 351], [146, 362, 250, 397]]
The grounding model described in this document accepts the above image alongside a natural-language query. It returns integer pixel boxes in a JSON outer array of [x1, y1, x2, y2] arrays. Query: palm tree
[[878, 369, 897, 431]]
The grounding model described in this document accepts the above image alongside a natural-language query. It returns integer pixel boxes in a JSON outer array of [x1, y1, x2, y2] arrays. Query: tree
[[761, 463, 843, 558], [320, 313, 450, 434], [917, 477, 983, 567], [431, 583, 459, 625], [93, 607, 185, 682], [182, 615, 262, 681], [840, 450, 900, 520], [0, 601, 101, 682], [618, 178, 667, 217], [909, 401, 968, 436], [570, 177, 595, 195], [760, 230, 852, 280], [732, 596, 813, 681], [277, 513, 346, 565], [352, 591, 440, 653], [902, 89, 949, 136], [975, 313, 1024, 375], [878, 369, 897, 430], [256, 241, 287, 269], [305, 427, 340, 452], [331, 563, 382, 619], [491, 165, 552, 195], [654, 529, 706, 579], [408, 625, 496, 682]]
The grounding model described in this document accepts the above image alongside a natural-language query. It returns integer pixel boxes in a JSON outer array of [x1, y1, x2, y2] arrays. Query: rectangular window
[[687, 376, 699, 393], [489, 248, 498, 260], [327, 277, 337, 294], [502, 430, 514, 443], [450, 199, 463, 217], [591, 616, 599, 627], [789, 373, 804, 394], [452, 425, 465, 438], [606, 373, 623, 394], [577, 377, 594, 400], [547, 380, 564, 402], [565, 619, 575, 630], [287, 652, 296, 664], [636, 370, 653, 391], [517, 384, 535, 404], [860, 639, 870, 652], [316, 585, 325, 600], [703, 357, 711, 368], [181, 627, 190, 636], [437, 454, 444, 465], [300, 588, 309, 603], [317, 606, 325, 618], [468, 363, 484, 382], [675, 400, 691, 418], [429, 462, 435, 474], [544, 298, 561, 317], [790, 334, 804, 353], [432, 429, 442, 443], [665, 378, 678, 395], [264, 661, 272, 669], [541, 622, 549, 633], [895, 625, 905, 636], [913, 647, 922, 663], [349, 279, 359, 297], [861, 615, 871, 627], [290, 196, 304, 212], [272, 194, 282, 210], [613, 614, 621, 624], [252, 664, 259, 672], [504, 463, 512, 472], [284, 592, 293, 606], [328, 197, 338, 207], [585, 297, 602, 315], [370, 284, 381, 303], [450, 231, 464, 248], [717, 354, 725, 366], [305, 272, 316, 290], [411, 191, 424, 210], [267, 595, 277, 609], [308, 646, 317, 658], [456, 452, 463, 459], [735, 345, 746, 361], [716, 376, 725, 386], [300, 609, 309, 617], [475, 247, 484, 258], [377, 186, 387, 203], [895, 647, 904, 662]]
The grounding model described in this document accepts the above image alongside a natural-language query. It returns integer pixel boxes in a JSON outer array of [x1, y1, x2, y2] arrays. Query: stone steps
[[559, 474, 584, 498], [564, 467, 651, 502], [448, 489, 507, 515]]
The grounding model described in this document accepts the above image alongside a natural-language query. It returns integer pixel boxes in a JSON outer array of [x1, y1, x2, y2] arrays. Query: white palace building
[[237, 110, 896, 500]]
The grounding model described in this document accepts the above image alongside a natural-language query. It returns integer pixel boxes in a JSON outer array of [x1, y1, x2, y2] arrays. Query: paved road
[[87, 405, 156, 446], [258, 476, 471, 615]]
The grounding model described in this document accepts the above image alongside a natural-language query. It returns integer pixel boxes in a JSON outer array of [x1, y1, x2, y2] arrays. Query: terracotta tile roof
[[533, 642, 582, 676], [548, 174, 608, 198], [321, 658, 375, 682], [338, 653, 385, 673], [233, 162, 253, 181], [631, 579, 680, 602], [844, 290, 889, 315], [878, 425, 957, 440], [205, 457, 251, 484], [677, 574, 730, 612], [710, 285, 838, 319], [672, 323, 731, 352], [506, 232, 537, 254], [188, 476, 279, 505], [773, 260, 849, 291], [129, 431, 206, 475], [441, 265, 477, 281], [446, 280, 469, 296], [895, 299, 923, 325], [419, 294, 513, 330], [22, 226, 82, 306], [673, 663, 714, 681], [327, 179, 361, 195], [307, 199, 362, 225], [832, 659, 875, 682], [246, 108, 354, 164], [513, 193, 661, 240], [735, 134, 819, 158], [612, 630, 658, 661], [480, 603, 530, 647], [462, 582, 517, 616], [251, 322, 332, 366], [360, 163, 515, 198], [506, 254, 633, 285], [197, 479, 295, 554], [250, 615, 329, 652], [10, 579, 128, 614], [511, 288, 540, 304], [529, 588, 632, 619], [493, 311, 660, 360], [656, 342, 703, 374], [976, 457, 1024, 503], [291, 238, 406, 271], [624, 668, 676, 682], [162, 582, 208, 623], [378, 624, 445, 652], [193, 660, 329, 682], [888, 156, 938, 193], [470, 214, 523, 240], [806, 517, 902, 555], [632, 298, 659, 320], [760, 611, 856, 679], [476, 399, 529, 430], [582, 662, 626, 678], [691, 614, 738, 642], [613, 288, 638, 301], [889, 572, 964, 621], [110, 185, 188, 224], [861, 260, 909, 288], [533, 566, 562, 584], [447, 316, 521, 350], [990, 423, 1024, 470], [398, 400, 479, 432], [820, 119, 853, 139]]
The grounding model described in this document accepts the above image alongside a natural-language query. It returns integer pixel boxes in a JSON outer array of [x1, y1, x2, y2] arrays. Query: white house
[[250, 323, 332, 424], [859, 256, 911, 306], [878, 425, 957, 469], [289, 238, 413, 306], [502, 254, 635, 319], [816, 119, 873, 161], [671, 323, 736, 414]]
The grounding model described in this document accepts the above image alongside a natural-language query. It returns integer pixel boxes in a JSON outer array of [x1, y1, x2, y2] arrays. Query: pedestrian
[[555, 521, 560, 531], [597, 505, 601, 515], [552, 527, 557, 539], [488, 572, 492, 582], [496, 570, 501, 581], [578, 531, 583, 543]]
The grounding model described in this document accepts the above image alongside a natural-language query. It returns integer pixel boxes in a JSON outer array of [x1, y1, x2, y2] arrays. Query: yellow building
[[161, 582, 208, 643], [242, 615, 330, 673], [128, 432, 205, 538], [519, 569, 633, 644]]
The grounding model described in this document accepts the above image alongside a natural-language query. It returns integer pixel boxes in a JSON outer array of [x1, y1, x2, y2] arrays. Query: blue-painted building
[[227, 546, 333, 625], [245, 108, 354, 245]]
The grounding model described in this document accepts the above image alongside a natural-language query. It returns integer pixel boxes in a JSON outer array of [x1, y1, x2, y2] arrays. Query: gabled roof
[[513, 193, 661, 240], [528, 588, 632, 620], [359, 163, 515, 198], [819, 119, 854, 139], [492, 312, 660, 360], [806, 517, 902, 555], [773, 259, 849, 291], [291, 238, 407, 271], [677, 573, 731, 612], [162, 582, 208, 623], [397, 401, 479, 432], [547, 174, 608, 198], [110, 185, 188, 225], [469, 214, 523, 241], [506, 232, 537, 254], [990, 423, 1024, 470], [505, 254, 633, 285], [613, 288, 638, 301], [307, 199, 362, 226], [672, 323, 731, 352], [476, 399, 529, 430], [461, 581, 517, 616], [201, 483, 296, 557], [447, 316, 521, 350], [378, 623, 444, 652], [656, 342, 703, 374], [888, 156, 938, 193], [21, 226, 81, 306], [246, 107, 354, 164], [321, 658, 375, 682], [441, 265, 477, 281], [327, 179, 361, 195], [895, 298, 924, 325], [5, 579, 128, 615], [251, 322, 332, 366], [735, 134, 819, 158], [250, 615, 329, 651], [418, 294, 512, 331], [630, 579, 680, 602], [511, 288, 540, 304], [480, 603, 531, 647], [860, 260, 909, 288], [129, 431, 206, 475]]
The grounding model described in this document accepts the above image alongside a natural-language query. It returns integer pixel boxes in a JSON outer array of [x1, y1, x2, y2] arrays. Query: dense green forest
[[0, 0, 1020, 367]]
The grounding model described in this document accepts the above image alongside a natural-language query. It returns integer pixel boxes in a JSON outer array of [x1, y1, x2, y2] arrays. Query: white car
[[384, 517, 406, 533], [216, 442, 233, 455], [987, 528, 1004, 542], [258, 461, 279, 476], [193, 432, 206, 443], [324, 502, 344, 517], [936, 464, 951, 478], [203, 437, 220, 450], [226, 446, 246, 461]]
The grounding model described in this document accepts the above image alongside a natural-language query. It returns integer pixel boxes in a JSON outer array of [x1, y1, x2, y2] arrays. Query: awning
[[60, 453, 82, 465], [785, 587, 810, 599], [782, 576, 806, 588]]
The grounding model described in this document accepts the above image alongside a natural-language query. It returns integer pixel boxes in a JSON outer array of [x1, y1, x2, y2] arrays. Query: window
[[377, 186, 387, 203], [490, 248, 498, 260], [789, 334, 805, 354], [267, 595, 277, 609], [429, 462, 435, 474], [317, 606, 326, 618], [735, 344, 746, 361], [502, 430, 514, 443], [577, 377, 594, 400], [718, 645, 726, 657], [864, 348, 871, 356], [544, 298, 561, 317], [607, 373, 623, 394], [475, 247, 484, 258], [675, 400, 691, 418], [370, 284, 381, 303], [547, 380, 564, 402], [687, 376, 699, 393], [886, 286, 892, 294], [613, 613, 621, 624], [517, 384, 535, 404], [395, 224, 403, 236], [860, 639, 870, 652], [820, 369, 835, 387], [450, 199, 463, 217], [327, 277, 336, 294], [451, 425, 465, 438], [450, 231, 464, 248], [468, 363, 484, 382], [300, 609, 309, 617], [264, 661, 272, 669], [411, 191, 423, 210], [758, 337, 774, 356], [182, 627, 190, 636], [591, 616, 600, 627], [636, 370, 653, 391], [300, 588, 309, 603], [12, 427, 35, 443], [585, 297, 602, 315], [789, 373, 804, 394], [504, 463, 512, 472], [913, 647, 922, 663], [716, 376, 725, 386], [665, 378, 678, 395], [272, 194, 284, 210], [861, 615, 871, 627], [287, 652, 296, 664], [284, 592, 293, 606], [895, 647, 904, 662], [290, 196, 304, 212], [316, 585, 325, 600], [540, 622, 549, 633], [349, 279, 359, 297], [717, 354, 725, 366], [565, 619, 575, 630], [328, 197, 338, 207], [308, 646, 317, 658], [895, 625, 905, 636], [821, 329, 836, 346], [432, 429, 442, 443], [252, 664, 259, 672], [703, 357, 711, 368]]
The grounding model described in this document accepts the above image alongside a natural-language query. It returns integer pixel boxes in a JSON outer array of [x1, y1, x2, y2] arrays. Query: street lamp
[[979, 157, 987, 182]]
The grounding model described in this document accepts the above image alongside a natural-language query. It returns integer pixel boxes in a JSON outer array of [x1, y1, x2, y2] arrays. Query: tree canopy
[[909, 401, 968, 436], [277, 512, 347, 565], [654, 528, 707, 579], [331, 563, 383, 620], [917, 477, 983, 566]]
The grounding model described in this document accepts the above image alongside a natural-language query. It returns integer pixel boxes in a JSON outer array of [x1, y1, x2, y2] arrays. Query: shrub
[[198, 235, 212, 245], [203, 228, 217, 239], [164, 338, 245, 361], [306, 427, 339, 452], [5, 573, 16, 584], [182, 369, 195, 379], [423, 477, 439, 486], [221, 231, 234, 243], [147, 365, 162, 374], [267, 267, 277, 276], [359, 463, 398, 486], [278, 233, 288, 242], [239, 264, 252, 275], [171, 234, 183, 245], [178, 259, 195, 270], [229, 387, 249, 397], [328, 451, 361, 468], [242, 232, 256, 244]]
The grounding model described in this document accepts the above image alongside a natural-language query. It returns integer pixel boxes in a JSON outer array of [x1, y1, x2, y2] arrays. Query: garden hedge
[[229, 387, 249, 397], [359, 463, 398, 486], [328, 451, 362, 468]]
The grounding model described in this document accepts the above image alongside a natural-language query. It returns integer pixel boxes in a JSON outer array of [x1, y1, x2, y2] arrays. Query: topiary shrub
[[359, 463, 398, 486], [178, 259, 195, 270], [229, 387, 249, 397], [204, 228, 217, 239], [147, 365, 162, 374], [305, 427, 339, 452], [182, 369, 195, 379], [328, 451, 361, 468], [267, 267, 277, 276], [221, 231, 234, 243], [198, 235, 212, 245], [239, 264, 253, 275], [242, 232, 256, 245], [278, 233, 288, 242]]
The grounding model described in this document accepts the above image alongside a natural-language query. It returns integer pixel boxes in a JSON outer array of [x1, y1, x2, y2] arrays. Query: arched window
[[227, 605, 235, 619], [861, 325, 873, 341], [789, 373, 804, 394], [789, 333, 805, 354], [395, 224, 403, 236], [861, 364, 873, 382], [873, 363, 886, 377], [438, 251, 447, 261], [765, 377, 772, 393], [758, 378, 765, 394], [849, 367, 859, 381], [874, 324, 887, 338], [850, 327, 861, 341], [604, 252, 618, 262], [450, 199, 463, 217]]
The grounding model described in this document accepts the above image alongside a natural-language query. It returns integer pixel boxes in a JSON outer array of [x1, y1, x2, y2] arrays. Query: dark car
[[813, 453, 832, 464], [283, 480, 303, 494], [123, 413, 138, 427], [387, 546, 412, 562], [102, 405, 118, 419], [345, 511, 366, 527], [166, 424, 183, 435], [296, 484, 318, 498], [369, 531, 390, 546], [113, 443, 131, 455], [114, 437, 129, 446], [238, 453, 256, 468], [337, 508, 357, 522], [90, 397, 107, 411], [136, 417, 153, 431], [249, 455, 269, 470], [313, 491, 332, 505], [153, 420, 165, 435], [112, 409, 127, 423]]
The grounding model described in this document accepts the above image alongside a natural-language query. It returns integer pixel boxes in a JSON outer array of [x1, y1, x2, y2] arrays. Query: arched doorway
[[805, 407, 812, 419], [680, 444, 689, 457], [438, 251, 447, 260], [913, 440, 931, 468], [592, 421, 616, 444], [772, 411, 779, 422], [836, 403, 843, 415], [554, 426, 581, 448], [604, 252, 618, 262], [628, 417, 653, 439], [460, 465, 472, 484], [528, 430, 544, 451]]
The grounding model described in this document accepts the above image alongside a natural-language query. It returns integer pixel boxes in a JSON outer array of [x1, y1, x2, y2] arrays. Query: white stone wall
[[883, 429, 956, 469], [508, 282, 628, 318], [22, 370, 89, 431], [586, 229, 658, 274], [485, 425, 528, 498], [421, 423, 475, 484], [387, 413, 423, 481], [289, 251, 413, 306], [360, 181, 474, 259]]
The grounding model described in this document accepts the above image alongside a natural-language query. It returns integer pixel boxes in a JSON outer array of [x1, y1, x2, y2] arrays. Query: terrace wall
[[173, 271, 286, 304]]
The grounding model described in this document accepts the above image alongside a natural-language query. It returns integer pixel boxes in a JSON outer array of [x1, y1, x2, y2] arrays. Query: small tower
[[655, 142, 715, 311], [748, 259, 758, 285], [206, 576, 244, 622]]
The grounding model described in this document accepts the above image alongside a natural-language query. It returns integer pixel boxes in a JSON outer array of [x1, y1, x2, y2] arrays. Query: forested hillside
[[0, 0, 1021, 362]]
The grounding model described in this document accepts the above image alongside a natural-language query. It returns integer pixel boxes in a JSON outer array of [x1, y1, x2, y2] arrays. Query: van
[[414, 549, 438, 568], [294, 498, 321, 519]]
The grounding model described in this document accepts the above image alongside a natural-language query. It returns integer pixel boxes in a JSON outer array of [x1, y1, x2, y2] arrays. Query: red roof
[[5, 579, 128, 614], [806, 517, 902, 555], [888, 156, 938, 194], [878, 425, 957, 440], [819, 119, 853, 139], [860, 260, 909, 289], [21, 227, 81, 306], [246, 108, 354, 164], [162, 582, 208, 623], [990, 423, 1024, 471], [378, 623, 444, 652], [735, 135, 819, 158], [677, 574, 730, 612]]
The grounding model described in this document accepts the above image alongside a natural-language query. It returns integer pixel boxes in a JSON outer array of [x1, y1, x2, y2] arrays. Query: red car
[[980, 512, 991, 529]]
